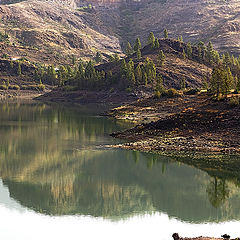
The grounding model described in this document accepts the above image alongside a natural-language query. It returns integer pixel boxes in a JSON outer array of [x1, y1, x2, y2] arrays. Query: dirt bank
[[0, 89, 47, 100], [35, 88, 151, 105], [109, 94, 240, 154]]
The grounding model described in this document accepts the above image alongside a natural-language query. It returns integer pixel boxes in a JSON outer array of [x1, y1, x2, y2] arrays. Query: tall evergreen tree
[[17, 62, 21, 76], [135, 63, 142, 85], [148, 32, 155, 48], [134, 37, 142, 52], [95, 52, 103, 63], [125, 42, 133, 57], [158, 50, 166, 66], [136, 48, 141, 60], [164, 29, 168, 39], [186, 42, 192, 58], [154, 38, 160, 49]]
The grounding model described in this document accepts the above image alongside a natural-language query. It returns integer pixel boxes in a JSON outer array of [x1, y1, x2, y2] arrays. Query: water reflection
[[0, 102, 240, 223]]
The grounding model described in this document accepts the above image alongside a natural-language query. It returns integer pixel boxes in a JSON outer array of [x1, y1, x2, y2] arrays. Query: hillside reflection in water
[[0, 102, 240, 224]]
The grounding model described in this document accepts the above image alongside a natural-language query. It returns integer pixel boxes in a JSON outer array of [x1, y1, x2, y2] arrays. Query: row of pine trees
[[31, 30, 240, 97]]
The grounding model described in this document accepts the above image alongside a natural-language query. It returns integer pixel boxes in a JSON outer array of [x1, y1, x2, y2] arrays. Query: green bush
[[8, 84, 20, 90], [162, 88, 179, 98], [228, 96, 239, 106], [21, 84, 45, 91], [62, 85, 78, 91], [126, 87, 133, 93], [0, 84, 8, 90], [155, 90, 161, 99], [184, 88, 200, 95]]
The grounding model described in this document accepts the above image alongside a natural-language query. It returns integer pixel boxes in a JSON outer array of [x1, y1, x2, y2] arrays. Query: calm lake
[[0, 101, 240, 240]]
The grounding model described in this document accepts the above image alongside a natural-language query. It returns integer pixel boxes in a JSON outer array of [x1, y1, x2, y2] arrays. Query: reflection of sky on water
[[1, 199, 240, 240]]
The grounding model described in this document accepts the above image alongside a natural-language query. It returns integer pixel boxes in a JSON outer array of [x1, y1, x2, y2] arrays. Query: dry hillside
[[0, 0, 122, 64]]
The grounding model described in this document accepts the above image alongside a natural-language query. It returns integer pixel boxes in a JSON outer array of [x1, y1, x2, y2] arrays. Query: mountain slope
[[97, 39, 212, 89], [0, 0, 122, 64], [96, 0, 240, 54]]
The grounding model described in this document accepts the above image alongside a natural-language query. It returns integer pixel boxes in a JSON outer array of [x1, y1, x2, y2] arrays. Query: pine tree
[[186, 42, 192, 58], [85, 60, 96, 88], [237, 76, 240, 92], [148, 32, 155, 48], [135, 64, 142, 85], [180, 77, 186, 90], [120, 59, 128, 80], [207, 41, 214, 64], [95, 52, 103, 63], [210, 67, 233, 98], [155, 74, 164, 93], [182, 49, 186, 60], [154, 38, 160, 49], [125, 42, 133, 57], [76, 62, 85, 87], [158, 50, 166, 66], [136, 48, 141, 59], [71, 55, 77, 65], [17, 62, 21, 76], [106, 71, 113, 85], [134, 37, 142, 52], [58, 65, 68, 86], [143, 72, 148, 86], [114, 53, 120, 62], [127, 59, 135, 87], [223, 52, 231, 67], [164, 29, 168, 39], [129, 71, 136, 88]]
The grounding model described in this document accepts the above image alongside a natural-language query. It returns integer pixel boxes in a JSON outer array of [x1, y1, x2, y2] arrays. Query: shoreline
[[0, 89, 47, 101], [3, 89, 240, 155], [108, 94, 240, 155]]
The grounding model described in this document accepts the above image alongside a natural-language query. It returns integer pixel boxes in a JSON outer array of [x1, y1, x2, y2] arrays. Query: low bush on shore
[[20, 84, 45, 91], [8, 84, 20, 90], [155, 88, 180, 98]]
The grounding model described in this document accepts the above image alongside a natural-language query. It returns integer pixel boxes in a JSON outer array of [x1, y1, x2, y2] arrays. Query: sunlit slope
[[0, 0, 121, 64]]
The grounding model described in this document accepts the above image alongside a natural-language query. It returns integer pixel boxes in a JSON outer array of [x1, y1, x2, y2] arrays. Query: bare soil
[[0, 89, 47, 100], [109, 94, 240, 154]]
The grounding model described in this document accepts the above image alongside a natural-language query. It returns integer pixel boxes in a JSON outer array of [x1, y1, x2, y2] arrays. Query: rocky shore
[[109, 94, 240, 154]]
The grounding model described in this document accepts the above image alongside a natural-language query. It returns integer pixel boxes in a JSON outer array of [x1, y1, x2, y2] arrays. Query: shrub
[[154, 90, 161, 99], [20, 84, 45, 91], [228, 96, 239, 106], [0, 84, 8, 90], [126, 87, 133, 93], [8, 84, 20, 90], [184, 88, 200, 95], [162, 88, 179, 98], [62, 85, 78, 91]]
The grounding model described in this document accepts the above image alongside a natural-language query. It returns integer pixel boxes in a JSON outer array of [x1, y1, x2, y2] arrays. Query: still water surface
[[0, 101, 240, 240]]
